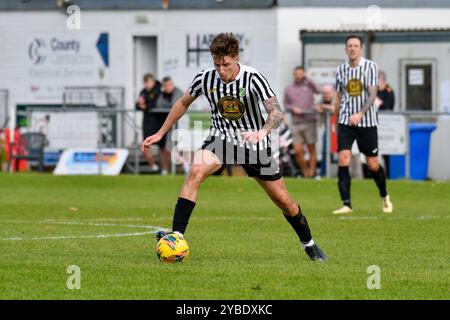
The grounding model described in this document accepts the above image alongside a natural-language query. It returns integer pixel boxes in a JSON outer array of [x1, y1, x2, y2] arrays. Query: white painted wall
[[3, 7, 450, 116], [429, 116, 450, 180], [0, 9, 278, 148], [372, 42, 450, 112], [277, 7, 450, 94], [276, 7, 450, 180], [0, 9, 278, 111], [1, 7, 449, 178]]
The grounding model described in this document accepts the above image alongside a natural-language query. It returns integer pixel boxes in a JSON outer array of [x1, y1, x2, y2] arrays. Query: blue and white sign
[[54, 148, 128, 175], [25, 33, 109, 102]]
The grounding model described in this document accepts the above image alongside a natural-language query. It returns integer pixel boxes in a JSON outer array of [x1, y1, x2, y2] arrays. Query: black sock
[[284, 205, 312, 245], [338, 166, 352, 208], [172, 197, 196, 235], [372, 166, 388, 198]]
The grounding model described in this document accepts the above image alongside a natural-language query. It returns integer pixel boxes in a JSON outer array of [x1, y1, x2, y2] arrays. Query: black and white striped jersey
[[188, 64, 276, 150], [335, 57, 379, 127]]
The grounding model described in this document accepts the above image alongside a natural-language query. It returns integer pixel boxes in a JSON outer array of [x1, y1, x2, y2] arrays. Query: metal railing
[[19, 106, 142, 174], [320, 110, 450, 179], [16, 101, 450, 178], [19, 105, 179, 175]]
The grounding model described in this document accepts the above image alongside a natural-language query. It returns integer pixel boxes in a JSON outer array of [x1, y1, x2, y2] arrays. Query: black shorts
[[338, 124, 378, 157], [201, 135, 282, 181], [143, 113, 168, 148]]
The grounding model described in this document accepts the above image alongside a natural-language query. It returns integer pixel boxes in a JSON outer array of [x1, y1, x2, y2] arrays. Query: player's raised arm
[[141, 91, 196, 152]]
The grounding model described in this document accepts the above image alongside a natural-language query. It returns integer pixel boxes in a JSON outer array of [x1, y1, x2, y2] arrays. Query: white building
[[1, 0, 449, 178]]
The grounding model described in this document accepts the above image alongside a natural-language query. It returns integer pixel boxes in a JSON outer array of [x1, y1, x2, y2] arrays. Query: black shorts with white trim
[[337, 124, 378, 157], [201, 135, 282, 181]]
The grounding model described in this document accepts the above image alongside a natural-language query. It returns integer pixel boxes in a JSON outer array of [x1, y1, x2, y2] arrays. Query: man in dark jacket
[[155, 77, 183, 175], [136, 73, 161, 171], [374, 71, 395, 177], [376, 71, 395, 111]]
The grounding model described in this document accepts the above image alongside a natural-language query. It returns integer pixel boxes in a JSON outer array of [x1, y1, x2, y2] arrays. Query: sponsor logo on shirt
[[347, 79, 363, 97], [218, 96, 246, 121]]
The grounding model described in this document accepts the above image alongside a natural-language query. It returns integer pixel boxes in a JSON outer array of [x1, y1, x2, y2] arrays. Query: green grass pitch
[[0, 173, 448, 299]]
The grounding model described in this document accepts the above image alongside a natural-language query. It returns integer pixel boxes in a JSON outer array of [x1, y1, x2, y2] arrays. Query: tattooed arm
[[242, 96, 285, 144], [360, 86, 378, 115], [262, 96, 285, 133], [349, 86, 378, 126]]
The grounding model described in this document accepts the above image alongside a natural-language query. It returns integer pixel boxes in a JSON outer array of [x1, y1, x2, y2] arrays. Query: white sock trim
[[303, 239, 315, 248], [173, 231, 184, 238]]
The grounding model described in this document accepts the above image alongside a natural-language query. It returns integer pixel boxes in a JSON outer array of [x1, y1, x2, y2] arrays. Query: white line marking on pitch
[[337, 215, 449, 220], [69, 217, 144, 222], [337, 216, 379, 220], [196, 217, 276, 221], [1, 231, 157, 241], [0, 219, 168, 241], [145, 216, 278, 221]]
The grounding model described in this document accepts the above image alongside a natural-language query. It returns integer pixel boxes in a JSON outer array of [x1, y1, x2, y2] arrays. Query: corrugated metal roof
[[0, 0, 276, 11], [279, 0, 450, 8], [301, 27, 450, 33], [2, 0, 450, 10], [300, 28, 450, 44]]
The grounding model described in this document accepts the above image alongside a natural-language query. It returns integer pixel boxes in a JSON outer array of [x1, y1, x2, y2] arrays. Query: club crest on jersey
[[218, 96, 245, 121], [347, 79, 363, 97]]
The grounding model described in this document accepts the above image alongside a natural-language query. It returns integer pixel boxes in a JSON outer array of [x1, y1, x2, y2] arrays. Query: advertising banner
[[54, 148, 128, 175], [23, 32, 109, 102]]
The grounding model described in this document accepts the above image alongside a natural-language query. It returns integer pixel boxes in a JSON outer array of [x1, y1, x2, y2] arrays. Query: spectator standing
[[284, 66, 321, 178], [375, 71, 395, 177], [376, 71, 395, 111], [314, 85, 335, 177], [136, 73, 161, 172], [155, 77, 183, 175]]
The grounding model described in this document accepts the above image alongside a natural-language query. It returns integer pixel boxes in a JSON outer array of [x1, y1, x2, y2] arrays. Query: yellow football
[[155, 232, 189, 263]]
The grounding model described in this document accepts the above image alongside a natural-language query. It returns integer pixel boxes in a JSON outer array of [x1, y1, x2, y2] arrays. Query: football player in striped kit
[[142, 33, 327, 261], [333, 35, 393, 214]]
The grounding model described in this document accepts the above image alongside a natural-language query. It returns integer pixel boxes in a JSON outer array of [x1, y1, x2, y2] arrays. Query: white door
[[133, 36, 158, 101]]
